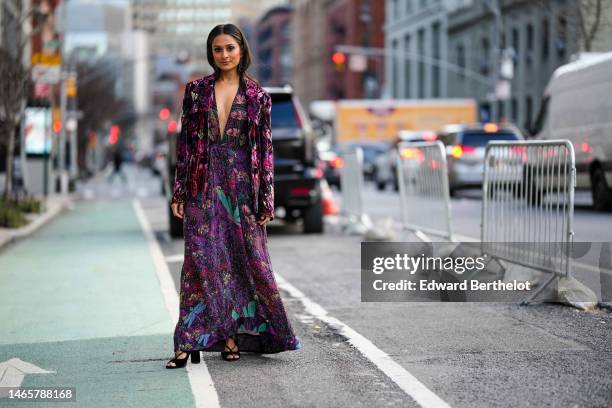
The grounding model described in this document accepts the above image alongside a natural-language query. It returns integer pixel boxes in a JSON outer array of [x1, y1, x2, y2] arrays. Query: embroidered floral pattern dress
[[173, 81, 302, 354]]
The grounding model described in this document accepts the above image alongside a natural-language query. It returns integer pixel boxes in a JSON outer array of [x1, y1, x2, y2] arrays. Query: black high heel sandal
[[221, 338, 240, 362], [166, 350, 200, 369]]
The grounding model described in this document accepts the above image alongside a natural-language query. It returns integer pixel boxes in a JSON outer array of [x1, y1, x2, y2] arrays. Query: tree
[[0, 0, 41, 198], [535, 0, 612, 52], [575, 0, 611, 51], [73, 61, 132, 176]]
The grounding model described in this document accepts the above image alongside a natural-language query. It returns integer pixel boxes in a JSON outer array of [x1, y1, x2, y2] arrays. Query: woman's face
[[211, 34, 242, 74]]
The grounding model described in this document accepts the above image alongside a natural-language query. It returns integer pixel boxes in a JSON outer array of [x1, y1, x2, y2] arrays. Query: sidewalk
[[0, 198, 193, 407], [0, 194, 73, 251]]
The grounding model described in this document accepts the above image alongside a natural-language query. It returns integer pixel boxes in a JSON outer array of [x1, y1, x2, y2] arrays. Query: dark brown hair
[[206, 24, 259, 87]]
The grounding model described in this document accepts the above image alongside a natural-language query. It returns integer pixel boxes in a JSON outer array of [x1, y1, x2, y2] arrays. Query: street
[[3, 1, 612, 407], [1, 165, 610, 407]]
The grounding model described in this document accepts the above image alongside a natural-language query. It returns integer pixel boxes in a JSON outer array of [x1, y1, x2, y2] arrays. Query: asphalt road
[[54, 165, 609, 407], [138, 177, 611, 407]]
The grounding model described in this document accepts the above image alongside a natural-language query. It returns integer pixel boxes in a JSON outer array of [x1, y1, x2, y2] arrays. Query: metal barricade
[[481, 140, 576, 300], [396, 141, 453, 241], [340, 147, 369, 227]]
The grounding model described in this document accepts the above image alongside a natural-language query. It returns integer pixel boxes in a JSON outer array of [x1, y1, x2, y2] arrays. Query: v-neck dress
[[173, 81, 302, 354]]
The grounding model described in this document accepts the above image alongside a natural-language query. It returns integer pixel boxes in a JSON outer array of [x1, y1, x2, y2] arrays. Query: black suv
[[167, 84, 324, 237]]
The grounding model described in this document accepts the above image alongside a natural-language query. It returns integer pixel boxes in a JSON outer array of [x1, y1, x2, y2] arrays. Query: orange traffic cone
[[321, 179, 339, 215]]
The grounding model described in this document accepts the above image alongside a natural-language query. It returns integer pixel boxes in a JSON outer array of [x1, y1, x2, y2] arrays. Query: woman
[[166, 24, 301, 368]]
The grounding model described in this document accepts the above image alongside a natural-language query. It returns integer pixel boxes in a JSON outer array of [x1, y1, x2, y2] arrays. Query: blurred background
[[0, 0, 611, 220]]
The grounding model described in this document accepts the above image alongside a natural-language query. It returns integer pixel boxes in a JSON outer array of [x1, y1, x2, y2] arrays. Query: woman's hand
[[171, 202, 184, 219], [257, 214, 273, 226]]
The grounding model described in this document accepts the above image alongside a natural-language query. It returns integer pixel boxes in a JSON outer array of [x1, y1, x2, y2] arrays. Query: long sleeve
[[171, 82, 193, 205], [257, 91, 275, 220]]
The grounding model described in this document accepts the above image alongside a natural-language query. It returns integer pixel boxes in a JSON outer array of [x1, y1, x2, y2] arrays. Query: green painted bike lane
[[0, 199, 194, 407]]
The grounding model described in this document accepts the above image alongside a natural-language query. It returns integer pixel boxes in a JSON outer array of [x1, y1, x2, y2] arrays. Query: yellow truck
[[332, 99, 477, 143]]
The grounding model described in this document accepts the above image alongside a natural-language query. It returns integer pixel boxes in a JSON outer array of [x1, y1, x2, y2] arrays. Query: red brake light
[[330, 157, 344, 168], [581, 142, 592, 153], [291, 186, 311, 196], [450, 145, 474, 158]]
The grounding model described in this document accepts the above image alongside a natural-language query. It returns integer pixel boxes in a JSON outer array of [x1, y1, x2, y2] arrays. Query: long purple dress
[[173, 81, 302, 354]]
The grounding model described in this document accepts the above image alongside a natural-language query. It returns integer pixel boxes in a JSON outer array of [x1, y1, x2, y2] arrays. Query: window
[[512, 27, 519, 66], [497, 100, 505, 121], [461, 131, 520, 146], [270, 94, 300, 130], [541, 18, 549, 60], [526, 23, 534, 65], [557, 15, 567, 58], [511, 98, 518, 121], [406, 0, 413, 14], [432, 22, 441, 97], [392, 39, 399, 98], [525, 95, 533, 128], [417, 28, 425, 98], [404, 34, 411, 97], [480, 38, 490, 75], [457, 43, 466, 79]]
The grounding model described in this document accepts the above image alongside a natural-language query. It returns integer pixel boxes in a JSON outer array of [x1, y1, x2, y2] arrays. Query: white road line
[[274, 273, 452, 408], [163, 239, 452, 406], [165, 253, 185, 263], [133, 199, 220, 408]]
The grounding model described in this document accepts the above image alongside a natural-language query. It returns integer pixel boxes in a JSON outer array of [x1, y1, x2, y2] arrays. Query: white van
[[530, 52, 612, 210]]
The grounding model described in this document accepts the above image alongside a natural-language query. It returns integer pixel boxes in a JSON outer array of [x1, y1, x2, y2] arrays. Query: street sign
[[349, 54, 367, 72], [495, 80, 511, 100], [31, 52, 61, 65], [32, 65, 61, 84], [34, 82, 51, 99], [66, 118, 77, 132]]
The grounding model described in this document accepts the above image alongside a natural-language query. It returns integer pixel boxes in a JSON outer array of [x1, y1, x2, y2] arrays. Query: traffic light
[[66, 77, 77, 97], [167, 120, 177, 133], [332, 51, 346, 72], [109, 125, 120, 145], [159, 107, 170, 121]]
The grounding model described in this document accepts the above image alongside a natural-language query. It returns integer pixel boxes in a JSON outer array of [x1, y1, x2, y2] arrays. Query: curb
[[0, 194, 75, 251]]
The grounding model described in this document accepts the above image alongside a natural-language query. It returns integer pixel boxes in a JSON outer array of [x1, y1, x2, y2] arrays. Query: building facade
[[384, 0, 478, 100], [131, 0, 284, 73], [325, 0, 385, 100], [291, 0, 385, 107], [255, 5, 293, 87], [384, 0, 459, 100], [290, 0, 330, 106], [447, 0, 580, 127]]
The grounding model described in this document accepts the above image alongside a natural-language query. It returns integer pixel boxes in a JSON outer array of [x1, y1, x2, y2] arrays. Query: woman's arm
[[258, 91, 275, 220], [171, 81, 193, 205]]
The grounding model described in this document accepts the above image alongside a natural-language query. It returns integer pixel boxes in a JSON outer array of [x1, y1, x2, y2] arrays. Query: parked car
[[437, 123, 524, 195], [527, 52, 612, 211], [266, 85, 323, 233], [167, 84, 324, 237], [317, 147, 343, 189], [373, 130, 437, 191]]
